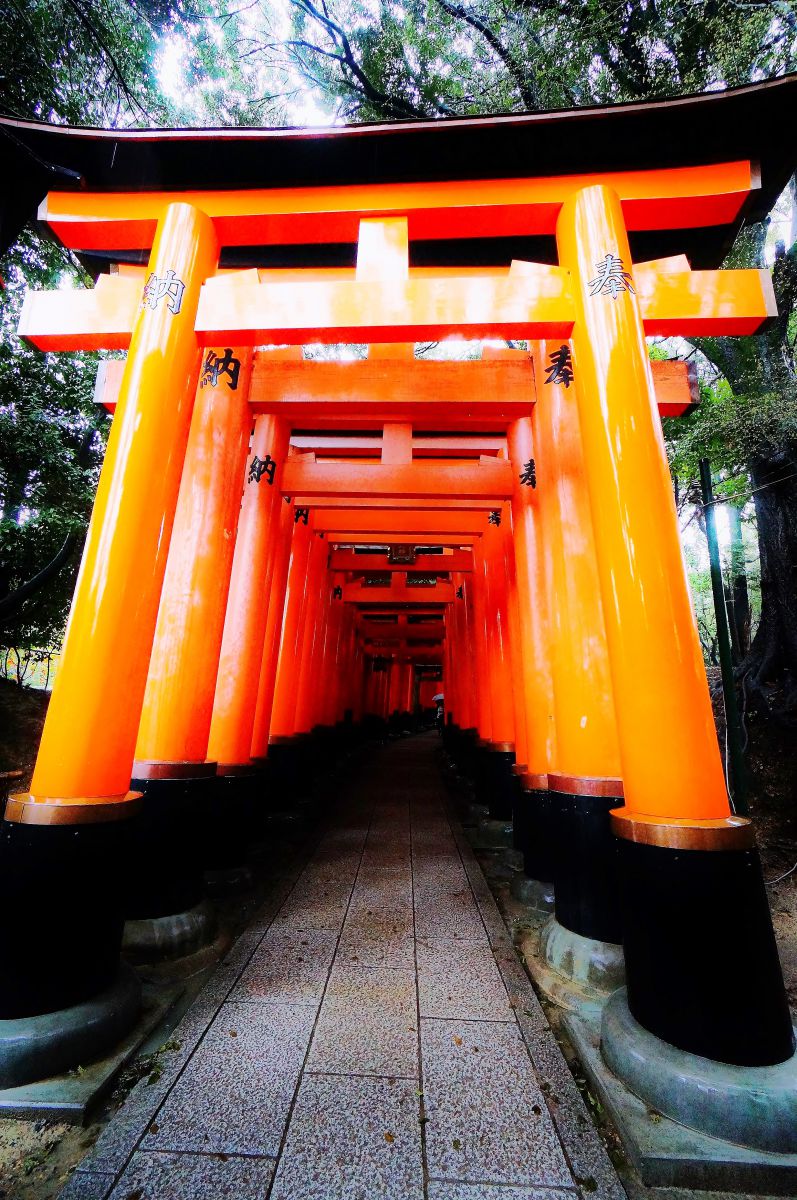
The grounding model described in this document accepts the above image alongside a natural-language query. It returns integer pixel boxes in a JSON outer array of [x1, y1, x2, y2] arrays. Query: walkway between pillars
[[63, 734, 623, 1200]]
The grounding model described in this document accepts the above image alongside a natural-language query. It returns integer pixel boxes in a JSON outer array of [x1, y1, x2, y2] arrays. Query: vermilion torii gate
[[1, 80, 796, 1146]]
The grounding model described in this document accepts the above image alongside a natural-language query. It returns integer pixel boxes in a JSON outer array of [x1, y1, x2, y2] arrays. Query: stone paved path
[[63, 734, 625, 1200]]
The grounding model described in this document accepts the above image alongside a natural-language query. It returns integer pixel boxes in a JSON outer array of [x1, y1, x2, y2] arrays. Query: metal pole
[[699, 459, 749, 816]]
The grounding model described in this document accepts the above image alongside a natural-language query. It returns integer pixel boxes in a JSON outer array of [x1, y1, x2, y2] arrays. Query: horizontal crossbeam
[[329, 551, 473, 572], [93, 350, 696, 424], [331, 533, 479, 546], [344, 579, 454, 603], [314, 511, 488, 534], [20, 263, 773, 352], [40, 161, 755, 251], [282, 459, 513, 502]]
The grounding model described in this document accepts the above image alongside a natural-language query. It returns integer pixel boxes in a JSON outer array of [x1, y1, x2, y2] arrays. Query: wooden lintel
[[90, 353, 698, 422], [40, 161, 754, 252], [329, 550, 473, 572], [282, 459, 513, 503], [344, 580, 455, 603], [332, 533, 479, 546]]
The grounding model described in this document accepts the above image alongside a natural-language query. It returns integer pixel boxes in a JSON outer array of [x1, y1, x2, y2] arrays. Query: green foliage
[[278, 0, 797, 121], [665, 378, 797, 495], [2, 0, 178, 125], [0, 228, 108, 656]]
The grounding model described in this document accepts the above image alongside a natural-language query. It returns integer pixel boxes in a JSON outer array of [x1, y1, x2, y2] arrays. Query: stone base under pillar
[[204, 863, 254, 897], [510, 873, 555, 911], [0, 963, 141, 1090], [519, 915, 625, 1017], [564, 992, 797, 1193], [122, 900, 217, 963], [468, 818, 514, 850]]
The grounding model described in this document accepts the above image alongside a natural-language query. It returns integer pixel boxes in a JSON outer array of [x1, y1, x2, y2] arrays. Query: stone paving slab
[[306, 964, 418, 1078], [230, 927, 338, 1008], [336, 929, 417, 969], [428, 1186, 578, 1200], [270, 1074, 425, 1200], [59, 734, 623, 1200], [421, 1017, 574, 1190], [417, 937, 515, 1022], [146, 1000, 315, 1156], [108, 1151, 275, 1199]]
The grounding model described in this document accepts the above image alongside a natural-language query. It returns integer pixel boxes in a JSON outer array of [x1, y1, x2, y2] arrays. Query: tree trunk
[[740, 450, 797, 717], [726, 502, 751, 663], [0, 529, 80, 629]]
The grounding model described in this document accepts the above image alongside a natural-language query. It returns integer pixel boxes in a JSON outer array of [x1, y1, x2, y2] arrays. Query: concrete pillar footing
[[510, 873, 555, 911], [600, 988, 797, 1153], [0, 963, 141, 1089], [519, 915, 624, 1018], [468, 818, 514, 849], [204, 864, 254, 897], [460, 802, 490, 827], [122, 900, 217, 964]]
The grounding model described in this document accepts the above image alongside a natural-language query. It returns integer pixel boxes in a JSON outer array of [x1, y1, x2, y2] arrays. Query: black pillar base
[[475, 745, 516, 819], [203, 771, 260, 875], [0, 814, 133, 1018], [0, 811, 135, 1017], [516, 784, 557, 887], [617, 830, 795, 1067], [126, 771, 214, 922], [0, 962, 141, 1088], [549, 776, 623, 945], [267, 735, 315, 801]]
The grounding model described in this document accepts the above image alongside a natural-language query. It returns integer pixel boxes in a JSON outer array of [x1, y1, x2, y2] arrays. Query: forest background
[[1, 0, 797, 768]]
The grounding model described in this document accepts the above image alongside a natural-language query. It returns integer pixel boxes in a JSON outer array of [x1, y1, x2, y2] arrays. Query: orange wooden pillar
[[478, 508, 518, 820], [346, 609, 364, 723], [532, 339, 624, 948], [136, 349, 252, 771], [128, 346, 252, 932], [507, 416, 557, 894], [446, 580, 463, 732], [460, 568, 481, 736], [293, 535, 330, 735], [317, 574, 345, 730], [470, 540, 493, 747], [454, 555, 488, 776], [557, 185, 792, 1065], [3, 203, 217, 1028], [205, 412, 290, 863], [268, 513, 314, 788], [250, 496, 295, 763], [450, 569, 478, 750]]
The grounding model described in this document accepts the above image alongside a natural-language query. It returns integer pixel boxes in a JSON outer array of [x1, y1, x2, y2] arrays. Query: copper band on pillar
[[216, 763, 257, 777], [611, 809, 755, 852], [489, 741, 515, 754], [132, 760, 218, 780], [522, 772, 549, 791], [5, 791, 143, 826], [548, 772, 624, 797]]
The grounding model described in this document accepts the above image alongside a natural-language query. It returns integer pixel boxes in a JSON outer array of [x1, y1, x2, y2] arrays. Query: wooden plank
[[40, 161, 754, 251]]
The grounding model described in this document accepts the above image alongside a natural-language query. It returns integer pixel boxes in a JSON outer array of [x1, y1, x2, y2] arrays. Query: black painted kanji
[[519, 459, 537, 488], [248, 454, 276, 485], [201, 348, 242, 391], [544, 344, 573, 389], [588, 253, 635, 299], [142, 269, 185, 314]]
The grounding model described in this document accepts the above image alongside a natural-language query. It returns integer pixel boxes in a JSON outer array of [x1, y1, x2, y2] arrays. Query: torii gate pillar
[[0, 204, 218, 1079], [558, 185, 793, 1068]]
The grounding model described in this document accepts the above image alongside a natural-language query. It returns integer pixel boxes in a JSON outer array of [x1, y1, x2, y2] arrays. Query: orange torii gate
[[2, 84, 796, 1159]]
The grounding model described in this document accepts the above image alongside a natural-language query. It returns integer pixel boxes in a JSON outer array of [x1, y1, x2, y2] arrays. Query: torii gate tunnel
[[1, 79, 796, 1108]]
